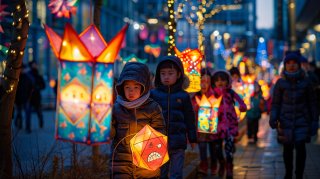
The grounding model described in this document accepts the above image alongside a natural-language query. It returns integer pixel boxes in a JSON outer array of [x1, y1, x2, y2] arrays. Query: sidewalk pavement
[[12, 111, 320, 178], [183, 113, 320, 179]]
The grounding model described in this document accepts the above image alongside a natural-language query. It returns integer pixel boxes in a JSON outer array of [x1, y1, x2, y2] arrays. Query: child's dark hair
[[201, 67, 212, 77], [229, 67, 240, 77], [211, 71, 229, 86], [159, 60, 180, 72]]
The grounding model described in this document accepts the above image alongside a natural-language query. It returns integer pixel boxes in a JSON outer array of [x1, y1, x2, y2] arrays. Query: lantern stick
[[111, 133, 137, 179]]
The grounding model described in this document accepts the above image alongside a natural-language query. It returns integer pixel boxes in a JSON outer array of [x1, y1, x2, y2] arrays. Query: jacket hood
[[283, 52, 301, 71], [155, 56, 184, 89], [211, 69, 233, 89], [116, 62, 151, 98]]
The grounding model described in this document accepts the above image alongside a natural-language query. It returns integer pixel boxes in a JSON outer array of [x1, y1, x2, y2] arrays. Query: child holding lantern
[[191, 68, 226, 176], [151, 56, 197, 179], [211, 70, 247, 179], [110, 62, 165, 179]]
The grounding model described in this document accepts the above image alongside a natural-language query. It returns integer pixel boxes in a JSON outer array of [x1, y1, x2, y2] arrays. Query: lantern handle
[[111, 133, 137, 179]]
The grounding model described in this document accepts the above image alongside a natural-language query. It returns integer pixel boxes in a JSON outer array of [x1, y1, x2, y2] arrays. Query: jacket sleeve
[[307, 81, 319, 136], [270, 80, 282, 129], [150, 103, 166, 135], [110, 106, 116, 139], [232, 89, 247, 112], [183, 93, 197, 143]]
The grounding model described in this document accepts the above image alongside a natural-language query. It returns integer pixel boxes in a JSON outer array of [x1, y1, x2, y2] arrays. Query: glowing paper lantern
[[122, 54, 147, 64], [241, 74, 256, 109], [158, 27, 166, 42], [232, 82, 246, 121], [45, 23, 128, 144], [130, 125, 169, 171], [144, 44, 161, 58], [48, 0, 78, 18], [0, 2, 9, 33], [174, 47, 203, 93], [196, 95, 222, 134], [139, 26, 148, 40], [258, 80, 270, 100]]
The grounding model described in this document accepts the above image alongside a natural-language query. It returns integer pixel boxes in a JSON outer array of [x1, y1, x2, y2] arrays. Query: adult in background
[[14, 64, 34, 130], [27, 61, 45, 133]]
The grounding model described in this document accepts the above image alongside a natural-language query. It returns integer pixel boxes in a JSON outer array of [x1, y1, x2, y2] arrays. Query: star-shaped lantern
[[0, 1, 9, 33], [130, 125, 169, 171], [45, 23, 128, 145], [196, 95, 222, 134], [174, 47, 203, 93], [48, 0, 77, 18]]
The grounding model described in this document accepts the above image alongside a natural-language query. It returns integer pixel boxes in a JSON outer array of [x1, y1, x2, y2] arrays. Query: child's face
[[231, 74, 240, 82], [201, 75, 211, 93], [160, 67, 180, 86], [285, 60, 299, 73], [214, 77, 228, 88], [123, 80, 142, 101]]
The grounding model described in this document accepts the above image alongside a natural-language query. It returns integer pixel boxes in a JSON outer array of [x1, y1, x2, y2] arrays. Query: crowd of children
[[109, 50, 319, 179]]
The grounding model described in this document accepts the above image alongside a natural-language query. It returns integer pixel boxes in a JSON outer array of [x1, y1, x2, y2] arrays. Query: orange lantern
[[174, 47, 203, 93], [130, 125, 169, 171], [232, 81, 246, 121], [45, 23, 128, 144], [196, 95, 222, 133], [241, 74, 256, 109], [258, 80, 270, 100]]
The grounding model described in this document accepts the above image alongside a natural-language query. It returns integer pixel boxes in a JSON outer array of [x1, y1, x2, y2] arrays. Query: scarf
[[116, 92, 150, 109]]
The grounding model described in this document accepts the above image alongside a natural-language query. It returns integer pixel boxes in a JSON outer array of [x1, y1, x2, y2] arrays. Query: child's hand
[[190, 143, 196, 150]]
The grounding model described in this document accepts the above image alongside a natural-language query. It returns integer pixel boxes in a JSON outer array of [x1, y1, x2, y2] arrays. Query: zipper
[[167, 86, 171, 136]]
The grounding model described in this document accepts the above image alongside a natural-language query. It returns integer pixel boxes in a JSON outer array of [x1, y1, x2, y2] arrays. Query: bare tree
[[0, 0, 29, 178]]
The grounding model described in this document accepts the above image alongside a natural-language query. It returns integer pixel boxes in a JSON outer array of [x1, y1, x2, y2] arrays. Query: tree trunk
[[92, 0, 103, 171], [0, 0, 30, 178]]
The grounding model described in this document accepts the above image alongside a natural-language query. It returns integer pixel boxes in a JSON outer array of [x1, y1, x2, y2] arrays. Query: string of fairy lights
[[168, 0, 242, 54], [2, 2, 30, 93], [167, 0, 176, 55]]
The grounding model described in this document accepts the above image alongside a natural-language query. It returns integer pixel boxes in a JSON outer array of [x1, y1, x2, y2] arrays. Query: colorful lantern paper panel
[[45, 23, 128, 145], [174, 47, 203, 93], [196, 95, 222, 134], [90, 63, 113, 142], [58, 61, 92, 142], [232, 82, 246, 121], [130, 125, 169, 171]]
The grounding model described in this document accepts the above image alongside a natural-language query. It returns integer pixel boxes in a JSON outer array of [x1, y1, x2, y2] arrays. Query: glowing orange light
[[130, 125, 169, 171], [174, 47, 203, 92]]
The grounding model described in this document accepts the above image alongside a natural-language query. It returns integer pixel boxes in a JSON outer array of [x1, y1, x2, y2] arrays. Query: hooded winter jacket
[[210, 70, 247, 139], [150, 56, 197, 150], [110, 62, 165, 178], [270, 69, 319, 144]]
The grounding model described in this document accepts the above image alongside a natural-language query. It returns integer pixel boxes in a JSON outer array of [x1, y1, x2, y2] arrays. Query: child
[[211, 70, 247, 179], [191, 68, 225, 176], [269, 51, 318, 179], [110, 62, 165, 179], [246, 82, 265, 144], [151, 56, 197, 179]]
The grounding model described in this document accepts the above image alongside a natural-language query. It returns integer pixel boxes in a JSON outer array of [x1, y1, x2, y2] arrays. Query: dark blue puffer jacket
[[270, 70, 319, 144], [150, 56, 197, 150]]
